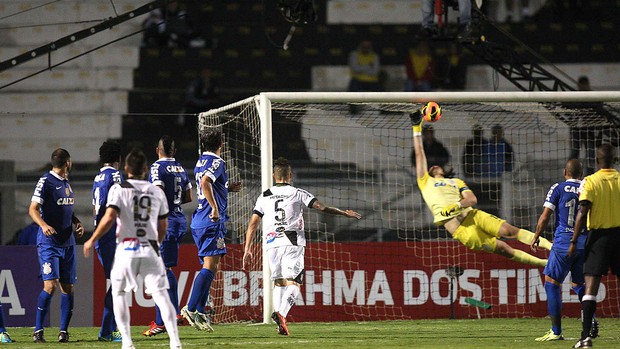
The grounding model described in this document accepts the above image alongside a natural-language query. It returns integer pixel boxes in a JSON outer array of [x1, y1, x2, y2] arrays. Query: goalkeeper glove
[[440, 202, 461, 217], [410, 109, 423, 133]]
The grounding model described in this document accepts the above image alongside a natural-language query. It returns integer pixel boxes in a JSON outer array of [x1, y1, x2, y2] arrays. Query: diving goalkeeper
[[411, 110, 551, 266]]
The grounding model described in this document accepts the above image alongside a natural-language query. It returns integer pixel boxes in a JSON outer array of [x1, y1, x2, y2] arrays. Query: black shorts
[[584, 227, 620, 277]]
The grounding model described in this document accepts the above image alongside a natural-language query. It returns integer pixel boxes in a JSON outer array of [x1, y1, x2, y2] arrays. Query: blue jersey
[[92, 166, 123, 247], [31, 171, 76, 247], [191, 152, 230, 229], [149, 157, 192, 218], [543, 179, 587, 249]]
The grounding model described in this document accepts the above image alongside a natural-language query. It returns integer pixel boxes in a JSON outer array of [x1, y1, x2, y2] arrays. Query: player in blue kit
[[92, 140, 124, 342], [143, 135, 193, 337], [181, 128, 241, 331], [28, 148, 84, 343], [531, 159, 597, 341]]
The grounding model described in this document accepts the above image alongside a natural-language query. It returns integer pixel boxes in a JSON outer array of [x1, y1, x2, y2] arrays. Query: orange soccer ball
[[421, 101, 442, 122]]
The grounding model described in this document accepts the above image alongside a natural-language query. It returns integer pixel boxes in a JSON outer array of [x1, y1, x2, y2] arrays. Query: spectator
[[142, 1, 198, 48], [463, 125, 486, 177], [505, 0, 531, 22], [421, 0, 472, 38], [184, 68, 220, 115], [411, 124, 450, 169], [348, 40, 382, 93], [443, 43, 467, 90], [405, 41, 435, 92], [481, 125, 514, 177], [569, 75, 597, 173]]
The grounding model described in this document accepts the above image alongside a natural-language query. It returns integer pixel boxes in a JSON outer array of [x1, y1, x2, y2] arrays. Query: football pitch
[[5, 318, 620, 348]]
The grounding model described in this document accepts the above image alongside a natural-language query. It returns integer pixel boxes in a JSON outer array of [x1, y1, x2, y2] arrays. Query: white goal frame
[[202, 91, 620, 324]]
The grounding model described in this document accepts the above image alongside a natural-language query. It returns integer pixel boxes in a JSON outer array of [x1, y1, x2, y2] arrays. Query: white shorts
[[110, 256, 169, 295], [267, 245, 305, 282]]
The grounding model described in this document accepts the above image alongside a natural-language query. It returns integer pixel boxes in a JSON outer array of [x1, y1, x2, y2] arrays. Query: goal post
[[199, 91, 620, 324]]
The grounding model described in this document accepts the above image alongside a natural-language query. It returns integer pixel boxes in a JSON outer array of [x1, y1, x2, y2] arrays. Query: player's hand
[[242, 251, 252, 270], [530, 236, 540, 252], [567, 242, 576, 257], [41, 223, 56, 236], [229, 181, 242, 192], [209, 210, 220, 222], [74, 222, 84, 237], [409, 109, 423, 127], [83, 239, 94, 258], [440, 203, 460, 217], [345, 209, 362, 220]]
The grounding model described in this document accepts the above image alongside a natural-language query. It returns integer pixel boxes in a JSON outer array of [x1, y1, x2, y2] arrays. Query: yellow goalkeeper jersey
[[417, 172, 473, 224]]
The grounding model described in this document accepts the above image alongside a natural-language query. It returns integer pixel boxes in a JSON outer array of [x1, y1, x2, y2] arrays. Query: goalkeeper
[[411, 109, 551, 266]]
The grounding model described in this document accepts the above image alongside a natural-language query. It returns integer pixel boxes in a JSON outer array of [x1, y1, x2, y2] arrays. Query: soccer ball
[[421, 101, 442, 122]]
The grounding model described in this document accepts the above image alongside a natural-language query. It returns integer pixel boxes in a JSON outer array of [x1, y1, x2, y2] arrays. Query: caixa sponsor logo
[[266, 231, 277, 243]]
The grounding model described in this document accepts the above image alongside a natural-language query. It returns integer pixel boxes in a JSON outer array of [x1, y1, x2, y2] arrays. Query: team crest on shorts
[[216, 237, 225, 249], [42, 262, 52, 275]]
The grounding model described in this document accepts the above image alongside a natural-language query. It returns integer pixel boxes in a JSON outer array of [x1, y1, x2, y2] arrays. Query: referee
[[569, 144, 620, 349]]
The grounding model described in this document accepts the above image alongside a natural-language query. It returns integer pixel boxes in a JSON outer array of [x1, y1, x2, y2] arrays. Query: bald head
[[564, 159, 583, 179], [596, 144, 616, 169]]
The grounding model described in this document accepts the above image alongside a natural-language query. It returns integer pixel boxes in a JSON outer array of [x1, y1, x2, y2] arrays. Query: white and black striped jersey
[[252, 183, 316, 250], [107, 179, 169, 258]]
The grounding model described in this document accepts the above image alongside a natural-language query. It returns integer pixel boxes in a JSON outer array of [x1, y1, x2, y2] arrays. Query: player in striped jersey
[[242, 157, 361, 335], [531, 159, 595, 341], [181, 128, 241, 331], [92, 140, 124, 342], [143, 136, 193, 337], [83, 149, 181, 349], [410, 110, 552, 266]]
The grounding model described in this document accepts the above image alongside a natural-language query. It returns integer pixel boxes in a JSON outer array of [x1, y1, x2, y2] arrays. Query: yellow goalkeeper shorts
[[452, 209, 505, 252]]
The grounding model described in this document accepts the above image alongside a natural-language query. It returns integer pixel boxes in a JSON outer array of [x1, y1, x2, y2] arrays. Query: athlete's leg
[[151, 289, 181, 348], [494, 240, 547, 266], [498, 222, 552, 250]]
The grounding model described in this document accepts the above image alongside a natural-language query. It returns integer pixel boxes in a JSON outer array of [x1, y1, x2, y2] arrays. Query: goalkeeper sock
[[517, 229, 552, 250], [279, 284, 300, 318], [510, 249, 547, 267], [273, 286, 285, 313], [545, 282, 562, 335]]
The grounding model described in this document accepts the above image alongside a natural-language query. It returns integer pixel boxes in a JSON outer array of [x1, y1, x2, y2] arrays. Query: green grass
[[5, 318, 620, 348]]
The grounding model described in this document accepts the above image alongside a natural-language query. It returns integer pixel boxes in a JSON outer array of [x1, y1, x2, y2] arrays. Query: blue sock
[[100, 288, 114, 336], [156, 269, 180, 326], [545, 282, 562, 335], [199, 269, 215, 313], [35, 290, 53, 331], [60, 293, 74, 332], [0, 304, 6, 333], [188, 268, 214, 312]]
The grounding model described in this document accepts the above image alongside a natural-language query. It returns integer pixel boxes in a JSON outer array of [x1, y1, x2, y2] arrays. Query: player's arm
[[83, 206, 118, 257], [242, 213, 262, 269], [311, 200, 362, 219], [201, 175, 219, 221], [28, 201, 55, 236], [531, 207, 553, 251], [157, 216, 168, 244], [182, 187, 192, 204], [568, 200, 590, 256], [411, 110, 427, 179]]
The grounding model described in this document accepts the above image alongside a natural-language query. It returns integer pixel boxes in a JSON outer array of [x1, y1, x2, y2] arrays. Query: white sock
[[112, 292, 133, 349], [279, 284, 300, 317], [152, 290, 182, 349], [273, 286, 285, 313]]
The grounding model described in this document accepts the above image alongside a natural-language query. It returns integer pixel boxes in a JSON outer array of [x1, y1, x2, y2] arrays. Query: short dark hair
[[158, 135, 176, 157], [200, 128, 223, 152], [125, 148, 147, 176], [273, 157, 292, 180], [51, 148, 70, 168], [596, 143, 616, 168], [99, 140, 121, 164], [565, 158, 583, 178]]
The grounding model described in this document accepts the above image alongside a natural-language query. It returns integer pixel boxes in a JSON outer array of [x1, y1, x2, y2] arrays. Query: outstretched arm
[[311, 200, 362, 219], [411, 111, 427, 178]]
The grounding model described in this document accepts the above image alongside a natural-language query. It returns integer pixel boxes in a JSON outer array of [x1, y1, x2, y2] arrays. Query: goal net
[[198, 92, 620, 323]]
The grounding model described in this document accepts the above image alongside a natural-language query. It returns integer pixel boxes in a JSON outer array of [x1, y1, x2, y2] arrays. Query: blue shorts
[[191, 223, 227, 262], [96, 239, 116, 279], [160, 217, 187, 268], [544, 247, 585, 285], [37, 244, 77, 284]]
